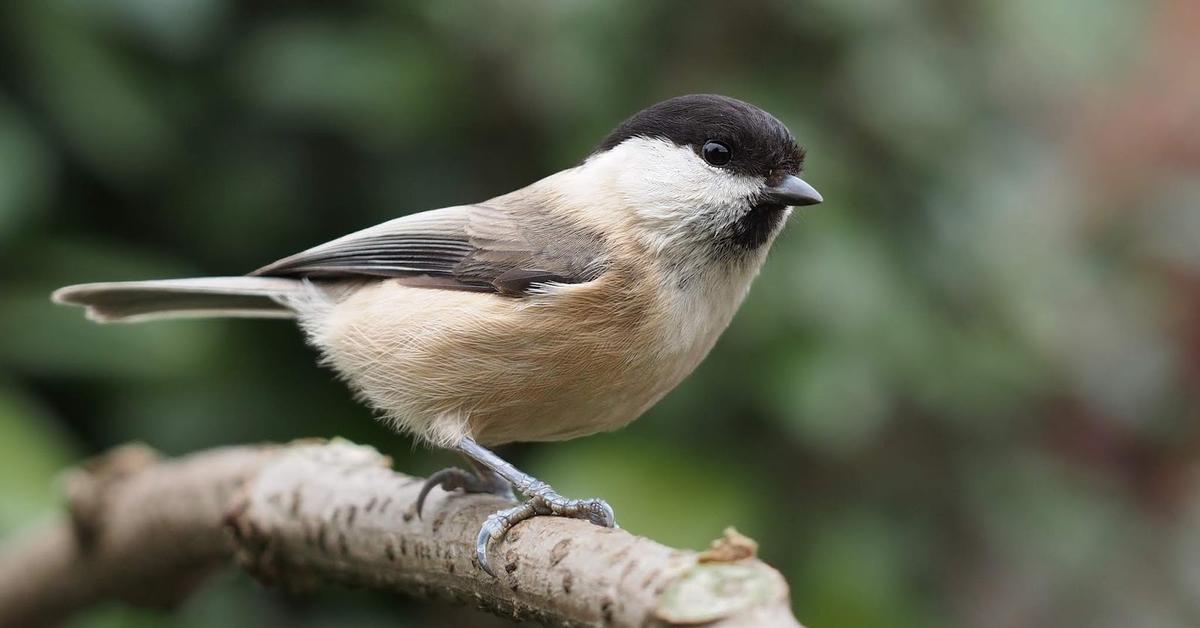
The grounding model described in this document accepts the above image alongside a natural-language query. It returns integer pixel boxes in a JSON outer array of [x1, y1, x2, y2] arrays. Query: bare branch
[[0, 440, 802, 628], [0, 443, 278, 628]]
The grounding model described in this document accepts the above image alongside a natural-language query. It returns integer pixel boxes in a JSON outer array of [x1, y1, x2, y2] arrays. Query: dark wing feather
[[251, 202, 608, 296]]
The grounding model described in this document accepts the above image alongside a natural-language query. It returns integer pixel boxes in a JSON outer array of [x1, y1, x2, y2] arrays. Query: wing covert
[[252, 201, 608, 295]]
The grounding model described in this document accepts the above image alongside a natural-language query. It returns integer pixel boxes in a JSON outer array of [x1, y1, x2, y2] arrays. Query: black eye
[[702, 140, 731, 166]]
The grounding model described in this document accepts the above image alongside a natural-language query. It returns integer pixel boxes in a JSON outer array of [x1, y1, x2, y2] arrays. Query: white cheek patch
[[591, 137, 763, 255]]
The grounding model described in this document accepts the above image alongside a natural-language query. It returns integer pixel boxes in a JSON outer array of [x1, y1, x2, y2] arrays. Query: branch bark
[[0, 439, 802, 628]]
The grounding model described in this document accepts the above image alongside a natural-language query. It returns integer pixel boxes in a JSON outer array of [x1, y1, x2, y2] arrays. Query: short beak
[[762, 175, 822, 207]]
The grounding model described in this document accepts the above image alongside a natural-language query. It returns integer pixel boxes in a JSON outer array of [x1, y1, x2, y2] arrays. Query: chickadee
[[53, 94, 821, 575]]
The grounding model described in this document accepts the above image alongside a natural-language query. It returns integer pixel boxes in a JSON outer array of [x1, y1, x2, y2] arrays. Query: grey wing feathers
[[252, 208, 476, 281], [52, 199, 610, 323], [52, 277, 306, 323], [252, 203, 609, 295]]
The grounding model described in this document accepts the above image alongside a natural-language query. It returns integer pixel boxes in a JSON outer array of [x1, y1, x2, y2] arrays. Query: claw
[[416, 467, 514, 519], [417, 468, 465, 519], [475, 502, 536, 577], [475, 526, 495, 577]]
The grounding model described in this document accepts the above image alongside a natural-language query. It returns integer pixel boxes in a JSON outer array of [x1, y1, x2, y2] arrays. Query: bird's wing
[[251, 200, 609, 296]]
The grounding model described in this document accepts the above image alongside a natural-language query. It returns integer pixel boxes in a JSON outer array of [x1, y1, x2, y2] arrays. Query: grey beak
[[763, 175, 822, 207]]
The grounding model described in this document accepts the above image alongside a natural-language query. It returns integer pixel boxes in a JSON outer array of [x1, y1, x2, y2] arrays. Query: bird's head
[[583, 94, 820, 262]]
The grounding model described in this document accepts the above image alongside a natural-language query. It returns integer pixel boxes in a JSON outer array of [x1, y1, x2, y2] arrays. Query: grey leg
[[455, 436, 616, 577], [416, 455, 515, 519]]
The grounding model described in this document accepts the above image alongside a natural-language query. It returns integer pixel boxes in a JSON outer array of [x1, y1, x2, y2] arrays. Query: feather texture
[[252, 200, 610, 296], [51, 277, 307, 323]]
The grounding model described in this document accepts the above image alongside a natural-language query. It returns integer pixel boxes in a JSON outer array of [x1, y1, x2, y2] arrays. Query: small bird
[[53, 94, 821, 575]]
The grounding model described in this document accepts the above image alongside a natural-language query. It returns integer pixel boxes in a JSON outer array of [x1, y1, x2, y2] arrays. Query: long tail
[[52, 277, 310, 323]]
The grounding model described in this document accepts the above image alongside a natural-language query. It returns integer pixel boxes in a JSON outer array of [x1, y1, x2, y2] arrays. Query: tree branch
[[0, 439, 802, 628]]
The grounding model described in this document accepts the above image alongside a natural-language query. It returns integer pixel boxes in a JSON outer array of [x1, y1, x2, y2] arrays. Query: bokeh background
[[2, 1, 1199, 627]]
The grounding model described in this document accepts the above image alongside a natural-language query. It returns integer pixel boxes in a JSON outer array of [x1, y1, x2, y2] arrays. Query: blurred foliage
[[1, 1, 1199, 627]]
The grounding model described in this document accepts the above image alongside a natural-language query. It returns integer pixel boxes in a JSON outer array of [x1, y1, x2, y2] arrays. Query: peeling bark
[[0, 439, 802, 628]]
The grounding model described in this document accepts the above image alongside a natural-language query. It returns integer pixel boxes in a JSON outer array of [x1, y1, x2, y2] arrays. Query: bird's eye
[[702, 141, 732, 166]]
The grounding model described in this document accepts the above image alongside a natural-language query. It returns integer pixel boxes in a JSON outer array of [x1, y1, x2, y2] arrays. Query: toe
[[416, 468, 468, 519], [588, 499, 616, 528], [415, 480, 436, 520], [474, 503, 536, 577], [475, 524, 497, 577], [475, 511, 512, 578]]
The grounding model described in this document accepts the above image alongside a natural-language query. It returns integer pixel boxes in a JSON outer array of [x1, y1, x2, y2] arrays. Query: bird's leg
[[416, 454, 515, 518], [455, 436, 616, 576]]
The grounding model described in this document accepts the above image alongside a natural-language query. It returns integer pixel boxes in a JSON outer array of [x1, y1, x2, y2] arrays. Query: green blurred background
[[2, 1, 1199, 626]]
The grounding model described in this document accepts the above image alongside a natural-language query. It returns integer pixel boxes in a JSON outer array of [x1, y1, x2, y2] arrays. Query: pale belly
[[305, 273, 738, 447]]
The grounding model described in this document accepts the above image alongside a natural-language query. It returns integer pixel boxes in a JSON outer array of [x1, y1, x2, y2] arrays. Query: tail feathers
[[52, 277, 308, 323]]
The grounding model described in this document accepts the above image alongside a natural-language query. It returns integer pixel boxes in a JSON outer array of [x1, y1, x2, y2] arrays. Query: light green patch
[[0, 384, 77, 534], [656, 563, 780, 624], [528, 434, 764, 551]]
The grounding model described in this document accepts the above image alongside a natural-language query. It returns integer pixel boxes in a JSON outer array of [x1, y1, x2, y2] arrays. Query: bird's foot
[[475, 481, 615, 577], [416, 466, 515, 518], [443, 437, 616, 576]]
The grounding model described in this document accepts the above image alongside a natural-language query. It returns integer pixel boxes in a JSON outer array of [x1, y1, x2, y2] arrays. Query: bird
[[52, 93, 822, 576]]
